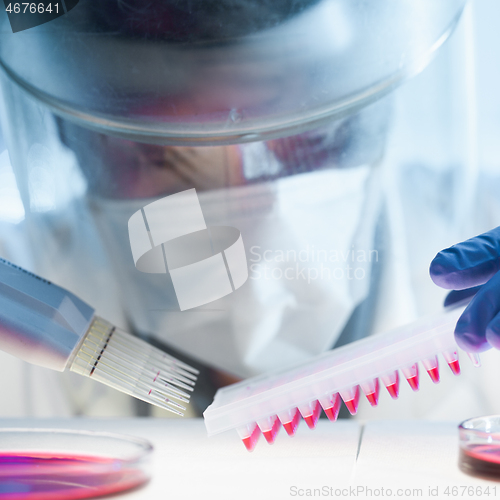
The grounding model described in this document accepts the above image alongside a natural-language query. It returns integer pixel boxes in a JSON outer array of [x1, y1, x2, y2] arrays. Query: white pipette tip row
[[204, 305, 480, 451], [70, 317, 199, 415]]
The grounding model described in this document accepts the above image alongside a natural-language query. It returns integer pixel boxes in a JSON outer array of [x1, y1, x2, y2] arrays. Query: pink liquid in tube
[[343, 387, 360, 415], [406, 375, 419, 391], [282, 410, 301, 436], [384, 372, 400, 399], [242, 426, 261, 452], [262, 418, 281, 444], [426, 366, 440, 383], [365, 392, 378, 406], [448, 359, 460, 375], [322, 394, 341, 420], [205, 303, 481, 450], [362, 379, 380, 407], [302, 401, 321, 430]]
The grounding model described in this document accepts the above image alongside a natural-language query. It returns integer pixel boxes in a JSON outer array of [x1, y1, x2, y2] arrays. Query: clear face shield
[[0, 0, 466, 386]]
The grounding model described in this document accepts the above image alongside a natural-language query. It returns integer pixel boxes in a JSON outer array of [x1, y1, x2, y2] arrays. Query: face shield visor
[[0, 0, 466, 377]]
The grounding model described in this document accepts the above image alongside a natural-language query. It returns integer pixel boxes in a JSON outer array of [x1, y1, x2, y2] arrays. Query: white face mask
[[91, 160, 381, 378]]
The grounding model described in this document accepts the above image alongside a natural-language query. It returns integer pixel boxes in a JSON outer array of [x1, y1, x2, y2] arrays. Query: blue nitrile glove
[[430, 226, 500, 353]]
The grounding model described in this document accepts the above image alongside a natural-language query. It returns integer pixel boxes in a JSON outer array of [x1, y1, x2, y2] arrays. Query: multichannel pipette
[[0, 258, 198, 415], [204, 303, 480, 450]]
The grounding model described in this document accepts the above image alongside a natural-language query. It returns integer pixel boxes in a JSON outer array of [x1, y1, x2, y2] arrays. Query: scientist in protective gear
[[49, 0, 394, 396], [0, 0, 396, 417], [0, 0, 483, 418], [58, 103, 389, 397]]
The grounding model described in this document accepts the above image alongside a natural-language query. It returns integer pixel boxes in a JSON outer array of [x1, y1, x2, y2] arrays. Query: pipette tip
[[70, 317, 198, 416]]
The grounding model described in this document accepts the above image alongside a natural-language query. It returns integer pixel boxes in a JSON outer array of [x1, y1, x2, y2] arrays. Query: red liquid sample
[[242, 425, 261, 452], [343, 387, 360, 416], [0, 452, 148, 500], [365, 392, 378, 406], [323, 396, 341, 421], [385, 372, 400, 400], [403, 363, 419, 391], [460, 445, 500, 479], [262, 418, 281, 444], [448, 359, 461, 375], [426, 366, 440, 383], [406, 375, 419, 391], [303, 401, 321, 430], [282, 410, 301, 436], [364, 379, 380, 407], [385, 383, 398, 399]]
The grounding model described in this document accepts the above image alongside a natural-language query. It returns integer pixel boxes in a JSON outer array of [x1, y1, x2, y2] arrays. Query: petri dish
[[0, 428, 153, 500], [459, 416, 500, 480]]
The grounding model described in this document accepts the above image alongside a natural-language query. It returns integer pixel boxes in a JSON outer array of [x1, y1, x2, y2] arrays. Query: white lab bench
[[0, 418, 497, 499]]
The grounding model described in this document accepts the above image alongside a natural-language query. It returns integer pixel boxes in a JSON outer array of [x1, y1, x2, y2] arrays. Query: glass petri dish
[[459, 416, 500, 480], [0, 428, 153, 500]]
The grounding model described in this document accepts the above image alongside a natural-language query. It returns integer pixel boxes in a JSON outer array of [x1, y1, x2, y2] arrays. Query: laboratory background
[[1, 0, 500, 495]]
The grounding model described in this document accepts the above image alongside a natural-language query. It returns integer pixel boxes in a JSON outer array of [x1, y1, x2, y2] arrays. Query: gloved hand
[[430, 226, 500, 353]]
